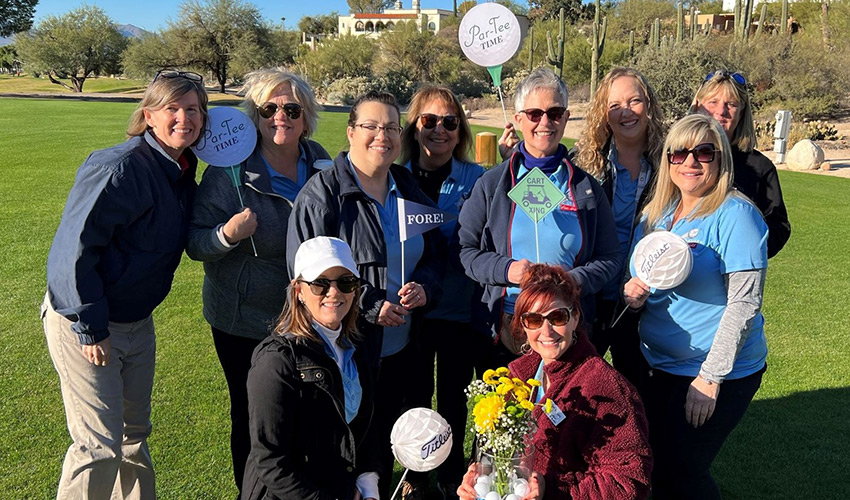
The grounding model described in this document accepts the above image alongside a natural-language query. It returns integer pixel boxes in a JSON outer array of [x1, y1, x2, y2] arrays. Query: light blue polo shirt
[[263, 143, 308, 201], [348, 157, 424, 357], [505, 161, 583, 314], [404, 159, 485, 322], [630, 195, 768, 379]]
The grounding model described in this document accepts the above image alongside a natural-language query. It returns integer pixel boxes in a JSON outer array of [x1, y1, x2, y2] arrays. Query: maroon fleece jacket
[[509, 332, 652, 500]]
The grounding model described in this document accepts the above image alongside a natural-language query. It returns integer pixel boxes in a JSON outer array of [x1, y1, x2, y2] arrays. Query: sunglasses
[[518, 106, 567, 123], [419, 113, 460, 131], [705, 70, 746, 86], [153, 70, 203, 84], [520, 307, 573, 329], [258, 102, 303, 120], [298, 276, 361, 296], [667, 143, 719, 164]]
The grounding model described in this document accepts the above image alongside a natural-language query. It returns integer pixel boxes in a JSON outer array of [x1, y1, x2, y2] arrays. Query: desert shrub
[[755, 118, 842, 149], [324, 76, 381, 105], [634, 36, 728, 119], [295, 35, 376, 94]]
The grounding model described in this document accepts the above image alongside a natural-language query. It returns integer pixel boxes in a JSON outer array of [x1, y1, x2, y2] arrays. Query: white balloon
[[485, 492, 502, 500], [458, 3, 523, 68], [476, 475, 492, 489], [632, 230, 693, 290], [192, 107, 257, 167], [390, 408, 453, 472], [474, 482, 491, 498], [505, 495, 521, 500]]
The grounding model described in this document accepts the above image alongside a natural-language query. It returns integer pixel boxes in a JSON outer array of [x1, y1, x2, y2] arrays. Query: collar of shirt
[[144, 131, 182, 171], [346, 153, 400, 206]]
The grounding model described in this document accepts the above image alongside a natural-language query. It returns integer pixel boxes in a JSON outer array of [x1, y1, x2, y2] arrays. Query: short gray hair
[[240, 68, 320, 140], [514, 67, 568, 111]]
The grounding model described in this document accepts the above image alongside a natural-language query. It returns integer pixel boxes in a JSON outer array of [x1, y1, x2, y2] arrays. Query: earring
[[520, 342, 531, 355]]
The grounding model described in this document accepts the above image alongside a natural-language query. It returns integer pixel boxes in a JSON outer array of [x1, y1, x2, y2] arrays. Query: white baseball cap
[[293, 236, 360, 281]]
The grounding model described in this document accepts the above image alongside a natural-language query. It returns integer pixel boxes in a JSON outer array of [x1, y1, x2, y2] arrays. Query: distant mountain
[[117, 24, 151, 39], [0, 25, 149, 47]]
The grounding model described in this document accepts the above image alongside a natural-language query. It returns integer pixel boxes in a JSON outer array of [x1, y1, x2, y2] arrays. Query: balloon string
[[230, 165, 258, 257], [389, 468, 410, 500], [610, 304, 629, 329]]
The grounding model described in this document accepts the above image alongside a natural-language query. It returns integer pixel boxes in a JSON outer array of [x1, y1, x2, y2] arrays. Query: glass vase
[[475, 444, 536, 499]]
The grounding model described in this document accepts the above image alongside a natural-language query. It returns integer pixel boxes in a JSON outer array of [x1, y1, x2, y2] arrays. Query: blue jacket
[[287, 152, 444, 366], [456, 148, 621, 339], [46, 134, 197, 344]]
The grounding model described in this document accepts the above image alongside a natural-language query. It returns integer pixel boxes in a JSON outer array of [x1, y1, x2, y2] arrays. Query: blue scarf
[[519, 142, 567, 175]]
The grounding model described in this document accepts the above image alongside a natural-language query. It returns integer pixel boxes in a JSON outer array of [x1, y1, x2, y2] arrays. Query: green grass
[[0, 98, 847, 499], [0, 74, 149, 94]]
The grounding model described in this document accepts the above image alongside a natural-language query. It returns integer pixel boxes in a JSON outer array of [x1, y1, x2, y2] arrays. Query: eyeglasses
[[667, 143, 719, 164], [153, 70, 203, 85], [419, 113, 460, 131], [353, 123, 403, 137], [257, 102, 302, 120], [705, 70, 746, 86], [520, 307, 573, 329], [518, 106, 567, 123], [298, 276, 361, 296]]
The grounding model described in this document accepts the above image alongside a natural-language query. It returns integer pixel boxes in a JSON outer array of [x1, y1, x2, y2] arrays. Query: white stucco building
[[338, 0, 454, 37]]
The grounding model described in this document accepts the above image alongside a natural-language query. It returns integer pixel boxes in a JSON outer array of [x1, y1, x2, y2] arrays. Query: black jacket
[[287, 152, 445, 366], [242, 332, 378, 500], [731, 146, 791, 258]]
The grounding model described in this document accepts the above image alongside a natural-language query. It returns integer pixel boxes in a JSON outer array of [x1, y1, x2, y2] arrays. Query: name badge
[[545, 400, 566, 426]]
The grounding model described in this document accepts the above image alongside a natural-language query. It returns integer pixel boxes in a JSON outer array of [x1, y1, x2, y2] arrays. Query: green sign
[[507, 167, 566, 223]]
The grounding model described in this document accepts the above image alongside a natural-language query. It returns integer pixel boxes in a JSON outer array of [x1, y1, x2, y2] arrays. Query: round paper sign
[[458, 3, 522, 68], [632, 230, 693, 290], [390, 407, 453, 472], [192, 106, 256, 166]]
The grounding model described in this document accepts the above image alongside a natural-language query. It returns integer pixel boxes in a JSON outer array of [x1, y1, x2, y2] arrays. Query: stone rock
[[820, 161, 831, 171], [786, 139, 825, 171], [462, 105, 472, 119]]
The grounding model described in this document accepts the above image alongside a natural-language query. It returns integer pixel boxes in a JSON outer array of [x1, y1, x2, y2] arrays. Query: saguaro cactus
[[690, 5, 697, 39], [528, 26, 536, 71], [780, 0, 789, 34], [589, 0, 607, 96], [629, 30, 635, 58], [650, 18, 661, 49], [756, 4, 767, 37], [676, 1, 684, 43], [546, 8, 566, 79]]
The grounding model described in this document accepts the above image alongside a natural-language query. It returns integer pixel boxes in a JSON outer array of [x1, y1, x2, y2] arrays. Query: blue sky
[[33, 0, 461, 32]]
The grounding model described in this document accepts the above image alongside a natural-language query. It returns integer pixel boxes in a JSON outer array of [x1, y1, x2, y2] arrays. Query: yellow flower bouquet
[[466, 367, 543, 498]]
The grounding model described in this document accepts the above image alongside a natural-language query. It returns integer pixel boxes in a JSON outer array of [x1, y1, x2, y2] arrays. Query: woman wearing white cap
[[241, 236, 379, 500]]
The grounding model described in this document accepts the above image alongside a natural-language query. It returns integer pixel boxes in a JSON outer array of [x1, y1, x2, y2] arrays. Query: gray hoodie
[[187, 140, 331, 338]]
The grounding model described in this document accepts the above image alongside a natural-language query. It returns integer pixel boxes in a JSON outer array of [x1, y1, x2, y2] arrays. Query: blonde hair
[[690, 71, 756, 152], [641, 114, 735, 230], [575, 68, 666, 179], [240, 68, 320, 140], [399, 85, 473, 165], [272, 280, 361, 345], [127, 74, 209, 143]]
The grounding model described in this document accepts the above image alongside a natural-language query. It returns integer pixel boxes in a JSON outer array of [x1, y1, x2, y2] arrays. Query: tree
[[0, 0, 38, 36], [295, 34, 376, 86], [121, 33, 181, 80], [168, 0, 273, 92], [527, 0, 593, 23], [347, 0, 393, 14], [458, 0, 476, 16], [0, 44, 22, 74], [14, 6, 127, 92], [298, 12, 339, 35]]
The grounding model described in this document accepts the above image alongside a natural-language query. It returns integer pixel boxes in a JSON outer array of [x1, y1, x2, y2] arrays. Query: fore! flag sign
[[397, 198, 456, 242]]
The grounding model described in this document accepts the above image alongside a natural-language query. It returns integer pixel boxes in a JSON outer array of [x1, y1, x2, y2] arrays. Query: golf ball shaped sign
[[390, 408, 453, 472], [458, 3, 522, 68], [632, 230, 693, 290], [192, 106, 257, 167]]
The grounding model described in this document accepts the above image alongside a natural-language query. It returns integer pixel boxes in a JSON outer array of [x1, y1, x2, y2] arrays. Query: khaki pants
[[43, 299, 156, 500]]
